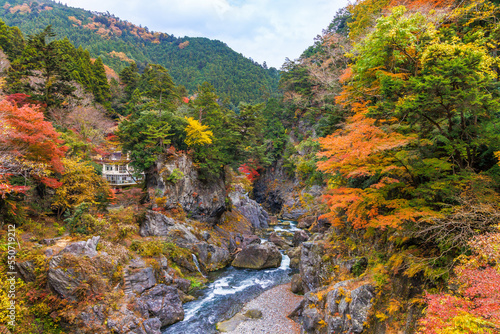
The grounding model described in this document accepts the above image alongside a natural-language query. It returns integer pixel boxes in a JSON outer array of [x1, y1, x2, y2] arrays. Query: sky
[[62, 0, 350, 69]]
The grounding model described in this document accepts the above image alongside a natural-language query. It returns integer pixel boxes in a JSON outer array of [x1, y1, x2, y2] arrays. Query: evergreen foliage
[[0, 0, 280, 106]]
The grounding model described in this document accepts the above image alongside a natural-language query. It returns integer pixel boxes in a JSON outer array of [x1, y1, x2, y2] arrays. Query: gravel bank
[[224, 283, 303, 334]]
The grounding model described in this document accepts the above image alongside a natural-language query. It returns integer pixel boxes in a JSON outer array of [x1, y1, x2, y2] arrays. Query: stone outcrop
[[299, 242, 332, 293], [139, 210, 199, 245], [132, 285, 184, 327], [124, 258, 157, 295], [292, 230, 309, 247], [231, 242, 282, 269], [291, 281, 375, 334], [147, 153, 227, 225], [287, 247, 301, 269], [16, 260, 36, 282], [47, 236, 103, 300], [229, 184, 269, 229]]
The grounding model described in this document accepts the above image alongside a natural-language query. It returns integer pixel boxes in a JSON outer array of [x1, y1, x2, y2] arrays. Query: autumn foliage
[[0, 99, 66, 197], [419, 231, 500, 333]]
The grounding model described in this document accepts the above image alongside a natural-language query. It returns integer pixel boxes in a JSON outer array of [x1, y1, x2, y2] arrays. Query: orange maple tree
[[0, 98, 66, 197]]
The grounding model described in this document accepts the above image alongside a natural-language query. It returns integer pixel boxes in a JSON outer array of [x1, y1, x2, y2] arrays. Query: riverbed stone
[[231, 243, 282, 269], [269, 232, 291, 249], [193, 242, 231, 271], [291, 274, 304, 294]]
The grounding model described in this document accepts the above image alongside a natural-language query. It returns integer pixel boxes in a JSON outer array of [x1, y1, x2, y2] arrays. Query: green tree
[[6, 25, 75, 107]]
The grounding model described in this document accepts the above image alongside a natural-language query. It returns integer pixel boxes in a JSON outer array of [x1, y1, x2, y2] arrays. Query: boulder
[[269, 232, 291, 249], [299, 242, 332, 293], [295, 281, 375, 334], [231, 243, 282, 269], [241, 234, 261, 248], [193, 242, 231, 271], [229, 185, 270, 229], [133, 285, 184, 327], [287, 247, 301, 269], [140, 211, 177, 237], [47, 236, 101, 300], [140, 211, 199, 246], [59, 236, 100, 257], [292, 230, 309, 247], [173, 278, 191, 293], [291, 274, 303, 294], [297, 216, 315, 229]]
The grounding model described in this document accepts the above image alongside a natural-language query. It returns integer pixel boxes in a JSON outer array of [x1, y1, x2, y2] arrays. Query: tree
[[0, 99, 66, 184], [91, 57, 111, 107], [0, 99, 66, 221], [118, 110, 178, 172], [142, 64, 178, 113], [6, 25, 75, 107], [184, 117, 213, 147], [51, 157, 111, 219]]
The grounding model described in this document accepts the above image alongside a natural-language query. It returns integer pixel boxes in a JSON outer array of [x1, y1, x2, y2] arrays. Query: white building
[[100, 152, 143, 186]]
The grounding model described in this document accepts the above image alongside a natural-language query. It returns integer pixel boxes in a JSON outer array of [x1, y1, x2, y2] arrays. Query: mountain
[[0, 0, 280, 106]]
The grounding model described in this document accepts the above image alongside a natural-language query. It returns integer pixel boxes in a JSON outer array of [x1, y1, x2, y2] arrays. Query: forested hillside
[[0, 0, 280, 106], [1, 0, 500, 333]]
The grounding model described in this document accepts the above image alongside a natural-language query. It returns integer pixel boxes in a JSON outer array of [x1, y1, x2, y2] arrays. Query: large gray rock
[[128, 267, 156, 294], [59, 236, 100, 257], [133, 284, 184, 327], [269, 232, 292, 249], [229, 185, 269, 229], [287, 247, 301, 269], [193, 242, 231, 271], [299, 242, 328, 293], [147, 154, 227, 225], [140, 211, 199, 246], [47, 236, 101, 300], [231, 243, 282, 269], [292, 230, 309, 247], [296, 281, 375, 334]]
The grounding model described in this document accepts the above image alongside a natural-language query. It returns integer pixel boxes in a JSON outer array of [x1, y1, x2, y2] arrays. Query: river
[[163, 220, 301, 334]]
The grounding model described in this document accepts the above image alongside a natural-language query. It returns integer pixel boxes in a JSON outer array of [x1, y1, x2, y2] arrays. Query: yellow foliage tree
[[51, 158, 110, 218], [184, 116, 213, 147]]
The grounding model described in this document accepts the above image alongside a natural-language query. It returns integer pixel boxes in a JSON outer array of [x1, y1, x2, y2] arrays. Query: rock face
[[125, 258, 157, 295], [293, 281, 375, 334], [16, 261, 36, 282], [139, 211, 199, 245], [47, 236, 102, 300], [299, 242, 331, 293], [147, 153, 227, 225], [133, 285, 184, 327], [232, 243, 282, 269], [253, 162, 324, 220], [229, 184, 269, 229]]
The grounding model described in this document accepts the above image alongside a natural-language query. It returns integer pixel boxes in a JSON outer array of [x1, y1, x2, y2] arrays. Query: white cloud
[[64, 0, 350, 68]]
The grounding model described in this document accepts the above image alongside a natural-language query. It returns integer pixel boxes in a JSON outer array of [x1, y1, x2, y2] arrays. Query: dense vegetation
[[0, 0, 280, 106], [276, 0, 500, 332]]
